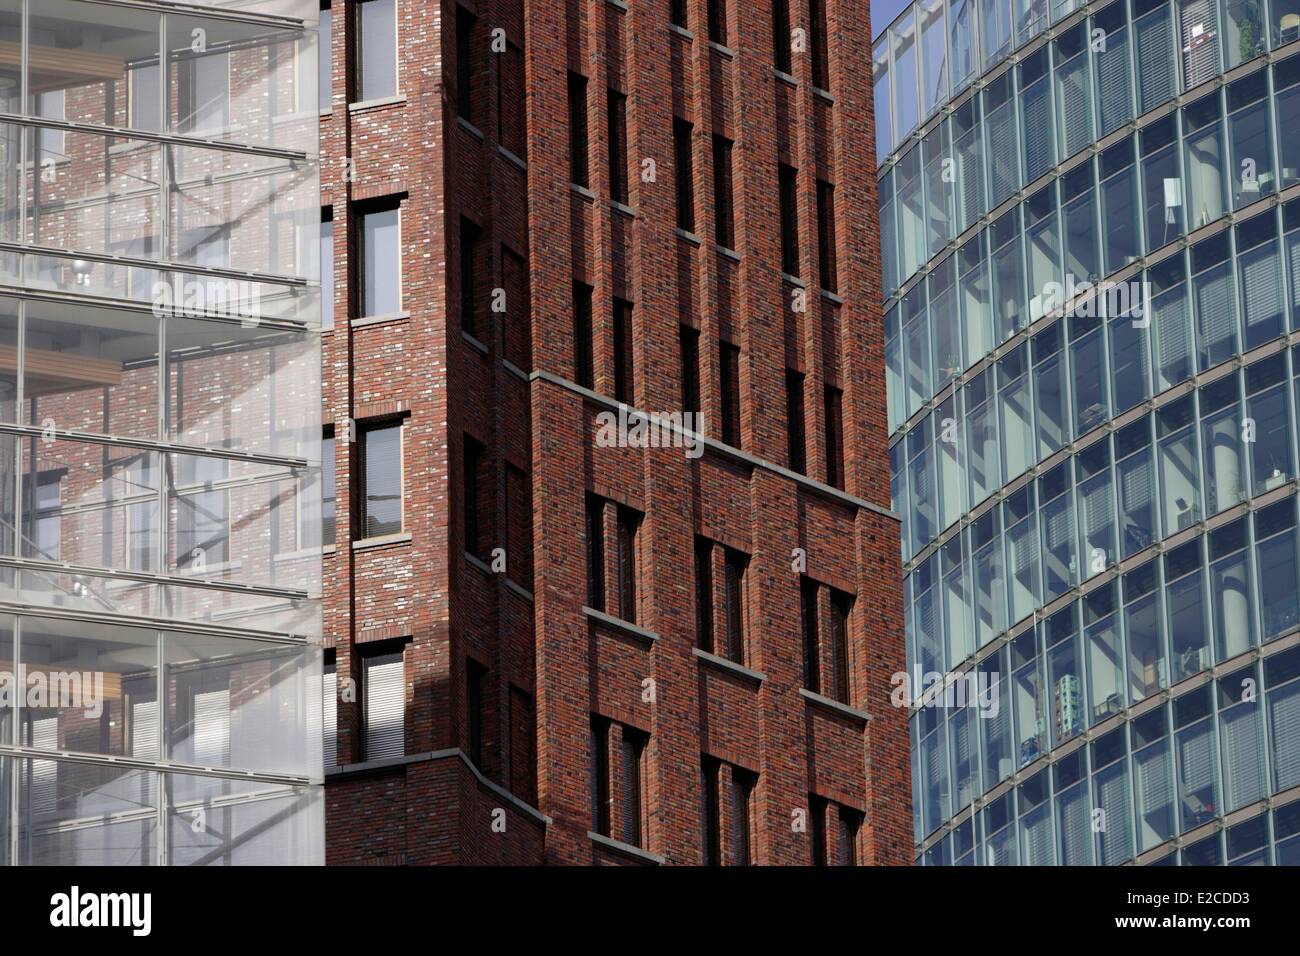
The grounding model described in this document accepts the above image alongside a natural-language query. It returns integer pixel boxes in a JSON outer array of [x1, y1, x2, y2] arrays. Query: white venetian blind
[[322, 665, 337, 768], [364, 653, 404, 761], [193, 688, 231, 767]]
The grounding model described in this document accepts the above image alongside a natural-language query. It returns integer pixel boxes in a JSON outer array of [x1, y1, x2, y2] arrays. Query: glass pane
[[357, 0, 398, 102], [168, 776, 321, 865], [362, 206, 402, 317], [18, 759, 156, 865]]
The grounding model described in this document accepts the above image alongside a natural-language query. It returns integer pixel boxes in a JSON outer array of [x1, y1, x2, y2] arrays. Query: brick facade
[[323, 0, 909, 866]]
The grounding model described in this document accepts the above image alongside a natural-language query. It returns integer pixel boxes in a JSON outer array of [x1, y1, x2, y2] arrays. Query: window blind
[[130, 699, 158, 760], [1220, 703, 1263, 812], [1057, 786, 1091, 864], [31, 717, 59, 815], [364, 653, 404, 760], [1241, 243, 1282, 341], [1136, 745, 1172, 826], [1096, 766, 1133, 863], [1021, 82, 1053, 183], [1269, 682, 1300, 792], [322, 665, 337, 769], [1097, 29, 1132, 135], [193, 688, 231, 767], [1021, 805, 1053, 864], [1136, 9, 1174, 113], [1057, 59, 1093, 159], [1177, 724, 1215, 807], [1195, 266, 1235, 354]]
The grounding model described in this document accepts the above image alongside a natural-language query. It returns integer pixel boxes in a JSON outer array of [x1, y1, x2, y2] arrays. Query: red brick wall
[[323, 0, 909, 866]]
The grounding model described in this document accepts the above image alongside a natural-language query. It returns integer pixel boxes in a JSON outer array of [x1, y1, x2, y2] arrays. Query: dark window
[[357, 0, 397, 102], [617, 506, 641, 624], [621, 729, 648, 848], [456, 5, 476, 121], [466, 657, 487, 767], [830, 589, 852, 702], [695, 537, 714, 651], [702, 756, 721, 864], [712, 135, 735, 249], [320, 207, 335, 330], [608, 90, 629, 204], [501, 245, 530, 369], [614, 298, 635, 404], [773, 0, 792, 73], [810, 0, 829, 90], [707, 0, 728, 45], [839, 806, 862, 866], [568, 72, 589, 187], [463, 434, 483, 559], [671, 0, 687, 29], [724, 549, 747, 663], [360, 422, 402, 538], [674, 118, 695, 231], [459, 216, 479, 335], [779, 163, 800, 276], [586, 495, 605, 611], [720, 341, 741, 447], [680, 325, 700, 414], [824, 385, 844, 489], [732, 768, 756, 865], [801, 577, 820, 692], [786, 369, 806, 472], [817, 180, 838, 292], [810, 795, 828, 865], [574, 282, 594, 388], [591, 717, 611, 835], [506, 463, 532, 586], [497, 39, 526, 159], [508, 685, 536, 802]]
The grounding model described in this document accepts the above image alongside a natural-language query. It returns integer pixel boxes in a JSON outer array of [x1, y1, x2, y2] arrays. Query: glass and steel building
[[0, 0, 323, 864], [876, 0, 1300, 863]]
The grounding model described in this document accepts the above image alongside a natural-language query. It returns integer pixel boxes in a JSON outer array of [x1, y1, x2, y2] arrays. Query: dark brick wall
[[323, 0, 909, 866]]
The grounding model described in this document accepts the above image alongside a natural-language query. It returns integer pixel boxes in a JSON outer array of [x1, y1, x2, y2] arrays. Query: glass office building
[[877, 0, 1300, 863], [0, 0, 323, 864]]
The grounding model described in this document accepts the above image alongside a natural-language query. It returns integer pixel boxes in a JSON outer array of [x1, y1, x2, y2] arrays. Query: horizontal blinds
[[1097, 29, 1131, 135], [193, 688, 231, 768], [1096, 767, 1133, 863], [1195, 267, 1235, 345], [322, 665, 337, 769], [1221, 704, 1264, 812], [364, 653, 405, 761], [1136, 10, 1174, 113], [1241, 244, 1282, 334], [130, 699, 158, 761], [1269, 682, 1300, 792]]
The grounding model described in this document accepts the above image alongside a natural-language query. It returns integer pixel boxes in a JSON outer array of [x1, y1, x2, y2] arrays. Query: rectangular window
[[497, 39, 526, 159], [467, 657, 487, 767], [713, 135, 735, 249], [830, 589, 852, 702], [506, 464, 532, 586], [732, 768, 756, 865], [575, 282, 594, 388], [674, 118, 695, 231], [501, 246, 530, 369], [617, 506, 641, 624], [671, 0, 688, 29], [720, 341, 741, 447], [695, 536, 714, 651], [817, 180, 838, 292], [608, 90, 629, 204], [824, 385, 844, 489], [508, 685, 536, 802], [810, 0, 830, 90], [839, 806, 862, 865], [363, 651, 404, 760], [702, 756, 722, 864], [801, 577, 820, 692], [591, 716, 611, 835], [360, 421, 402, 538], [779, 163, 800, 276], [569, 72, 589, 187], [773, 0, 792, 73], [787, 369, 806, 472], [621, 729, 648, 848], [24, 470, 60, 561], [175, 456, 228, 569], [321, 429, 336, 546], [614, 298, 635, 404], [320, 209, 335, 330], [318, 5, 332, 111], [810, 795, 828, 865], [128, 63, 161, 133], [463, 434, 483, 559], [586, 495, 605, 611], [460, 217, 479, 335], [177, 50, 229, 135], [708, 0, 728, 45], [724, 549, 747, 663], [322, 660, 337, 767], [356, 0, 397, 102], [681, 325, 700, 414], [456, 5, 476, 121], [360, 201, 401, 317]]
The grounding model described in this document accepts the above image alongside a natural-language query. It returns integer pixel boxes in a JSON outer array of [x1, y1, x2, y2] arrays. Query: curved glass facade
[[879, 0, 1300, 864], [0, 0, 324, 864]]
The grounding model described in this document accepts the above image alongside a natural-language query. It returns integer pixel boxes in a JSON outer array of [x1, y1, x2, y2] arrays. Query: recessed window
[[702, 756, 722, 864], [608, 90, 629, 204], [467, 657, 487, 767], [360, 421, 402, 539], [318, 4, 332, 111], [307, 427, 337, 549], [786, 369, 806, 472], [497, 37, 526, 158], [591, 716, 611, 835], [695, 536, 714, 651], [779, 163, 800, 276], [614, 298, 635, 404], [363, 650, 404, 760], [359, 201, 401, 317], [459, 216, 480, 335], [707, 0, 728, 45], [817, 180, 838, 292], [621, 728, 648, 848], [617, 505, 641, 624], [356, 0, 397, 102], [830, 589, 853, 702], [463, 434, 484, 559], [732, 767, 756, 865], [671, 0, 687, 29], [569, 72, 590, 187], [838, 806, 863, 865], [574, 282, 594, 388], [322, 660, 337, 767], [824, 385, 844, 489], [320, 208, 334, 330], [713, 134, 735, 249], [724, 548, 747, 663], [720, 341, 741, 447], [773, 0, 792, 73], [674, 118, 695, 231], [681, 325, 700, 415], [801, 576, 820, 692], [457, 4, 477, 121], [810, 794, 828, 864], [586, 494, 605, 611], [810, 0, 829, 89]]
